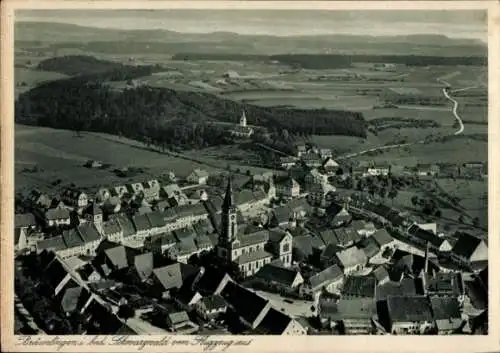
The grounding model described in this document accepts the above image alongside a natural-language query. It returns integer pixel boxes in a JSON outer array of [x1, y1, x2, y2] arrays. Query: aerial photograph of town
[[13, 9, 488, 336]]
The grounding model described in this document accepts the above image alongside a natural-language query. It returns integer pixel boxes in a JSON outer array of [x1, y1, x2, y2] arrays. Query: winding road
[[337, 74, 474, 160]]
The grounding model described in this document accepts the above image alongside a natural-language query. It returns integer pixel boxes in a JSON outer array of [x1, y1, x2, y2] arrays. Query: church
[[229, 110, 254, 138], [216, 177, 292, 278]]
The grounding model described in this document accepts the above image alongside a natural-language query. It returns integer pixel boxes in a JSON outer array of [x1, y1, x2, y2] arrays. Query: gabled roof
[[342, 276, 377, 298], [114, 215, 136, 237], [200, 294, 227, 311], [15, 213, 36, 228], [132, 214, 152, 232], [408, 224, 443, 247], [255, 308, 294, 334], [319, 297, 375, 321], [293, 235, 314, 258], [196, 269, 232, 295], [385, 295, 433, 323], [77, 223, 101, 243], [372, 229, 393, 247], [37, 235, 67, 251], [359, 237, 381, 258], [452, 232, 484, 259], [175, 203, 208, 218], [174, 227, 196, 241], [221, 281, 270, 326], [430, 296, 461, 320], [268, 228, 290, 244], [372, 266, 390, 283], [45, 207, 70, 220], [102, 219, 122, 236], [235, 230, 269, 248], [62, 229, 84, 248], [235, 249, 273, 265], [133, 252, 154, 281], [308, 264, 343, 290], [43, 256, 70, 289], [189, 169, 209, 178], [145, 211, 166, 228], [272, 206, 293, 224], [334, 227, 359, 246], [335, 246, 368, 268], [255, 263, 300, 287], [152, 263, 199, 291]]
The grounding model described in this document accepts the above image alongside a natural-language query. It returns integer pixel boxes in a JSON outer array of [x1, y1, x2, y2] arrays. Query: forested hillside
[[16, 74, 367, 150]]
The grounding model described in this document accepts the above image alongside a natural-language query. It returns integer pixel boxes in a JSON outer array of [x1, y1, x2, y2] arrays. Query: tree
[[458, 215, 465, 224], [117, 304, 135, 322], [411, 195, 419, 207], [473, 217, 480, 227], [388, 188, 398, 205]]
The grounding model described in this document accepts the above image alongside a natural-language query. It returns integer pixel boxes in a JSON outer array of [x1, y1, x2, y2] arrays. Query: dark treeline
[[172, 53, 486, 68], [36, 55, 164, 79], [16, 75, 367, 150]]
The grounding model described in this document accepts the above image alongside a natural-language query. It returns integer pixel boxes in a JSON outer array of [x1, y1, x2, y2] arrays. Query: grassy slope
[[15, 124, 273, 194]]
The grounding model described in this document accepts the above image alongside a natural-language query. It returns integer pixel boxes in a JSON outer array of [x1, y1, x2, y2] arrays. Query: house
[[334, 246, 368, 275], [221, 281, 271, 329], [15, 228, 29, 252], [295, 144, 307, 158], [379, 295, 434, 334], [36, 235, 67, 254], [131, 214, 152, 239], [372, 266, 390, 285], [366, 164, 391, 177], [342, 276, 377, 299], [322, 157, 339, 175], [268, 229, 293, 267], [307, 183, 336, 207], [15, 213, 37, 231], [150, 262, 200, 299], [113, 214, 136, 239], [195, 269, 233, 296], [254, 262, 304, 290], [318, 296, 375, 334], [268, 206, 294, 228], [111, 185, 129, 198], [274, 176, 301, 198], [45, 207, 71, 227], [376, 278, 418, 302], [26, 189, 52, 209], [187, 189, 209, 203], [351, 220, 376, 237], [61, 188, 88, 209], [335, 227, 362, 248], [329, 208, 352, 228], [429, 296, 463, 334], [56, 284, 93, 316], [144, 232, 177, 255], [195, 295, 228, 321], [279, 156, 298, 170], [300, 264, 344, 298], [416, 164, 440, 177], [102, 219, 123, 243], [301, 153, 323, 168], [372, 229, 397, 256], [359, 237, 381, 262], [167, 238, 200, 264], [319, 149, 333, 159], [304, 169, 328, 189], [187, 169, 209, 185], [142, 179, 161, 201], [422, 272, 464, 299], [451, 232, 488, 265], [166, 311, 198, 333], [96, 188, 111, 203], [320, 243, 340, 268], [93, 240, 135, 274], [254, 308, 307, 335]]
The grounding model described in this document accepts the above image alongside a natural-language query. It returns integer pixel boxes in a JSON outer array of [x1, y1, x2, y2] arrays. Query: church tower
[[217, 176, 238, 262], [240, 110, 247, 127]]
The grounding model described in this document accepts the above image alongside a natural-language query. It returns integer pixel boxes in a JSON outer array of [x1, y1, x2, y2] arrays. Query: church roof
[[222, 176, 234, 211]]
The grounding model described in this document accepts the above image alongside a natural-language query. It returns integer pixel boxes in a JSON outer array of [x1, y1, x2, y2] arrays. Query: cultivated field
[[15, 124, 273, 195]]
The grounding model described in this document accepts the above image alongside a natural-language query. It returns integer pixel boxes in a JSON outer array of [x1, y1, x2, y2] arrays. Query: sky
[[16, 9, 488, 42]]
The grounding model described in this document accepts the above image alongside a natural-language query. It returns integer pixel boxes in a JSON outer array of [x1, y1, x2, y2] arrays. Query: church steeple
[[222, 175, 234, 211], [218, 175, 238, 261], [240, 110, 247, 127]]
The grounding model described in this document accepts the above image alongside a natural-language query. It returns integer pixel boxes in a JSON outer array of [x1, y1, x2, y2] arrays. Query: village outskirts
[[14, 111, 488, 336]]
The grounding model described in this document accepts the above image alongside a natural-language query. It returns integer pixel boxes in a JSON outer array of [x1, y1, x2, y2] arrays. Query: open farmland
[[15, 124, 273, 194]]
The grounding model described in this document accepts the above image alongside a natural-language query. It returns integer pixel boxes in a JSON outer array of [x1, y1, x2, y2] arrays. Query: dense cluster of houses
[[14, 159, 488, 335]]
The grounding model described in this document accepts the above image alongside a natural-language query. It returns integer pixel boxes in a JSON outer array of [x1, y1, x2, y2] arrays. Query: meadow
[[14, 125, 273, 194]]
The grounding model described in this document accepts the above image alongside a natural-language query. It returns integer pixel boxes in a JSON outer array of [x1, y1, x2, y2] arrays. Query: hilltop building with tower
[[229, 110, 254, 138]]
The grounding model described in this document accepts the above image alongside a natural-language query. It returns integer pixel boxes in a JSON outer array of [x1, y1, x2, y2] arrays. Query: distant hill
[[15, 21, 487, 57]]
